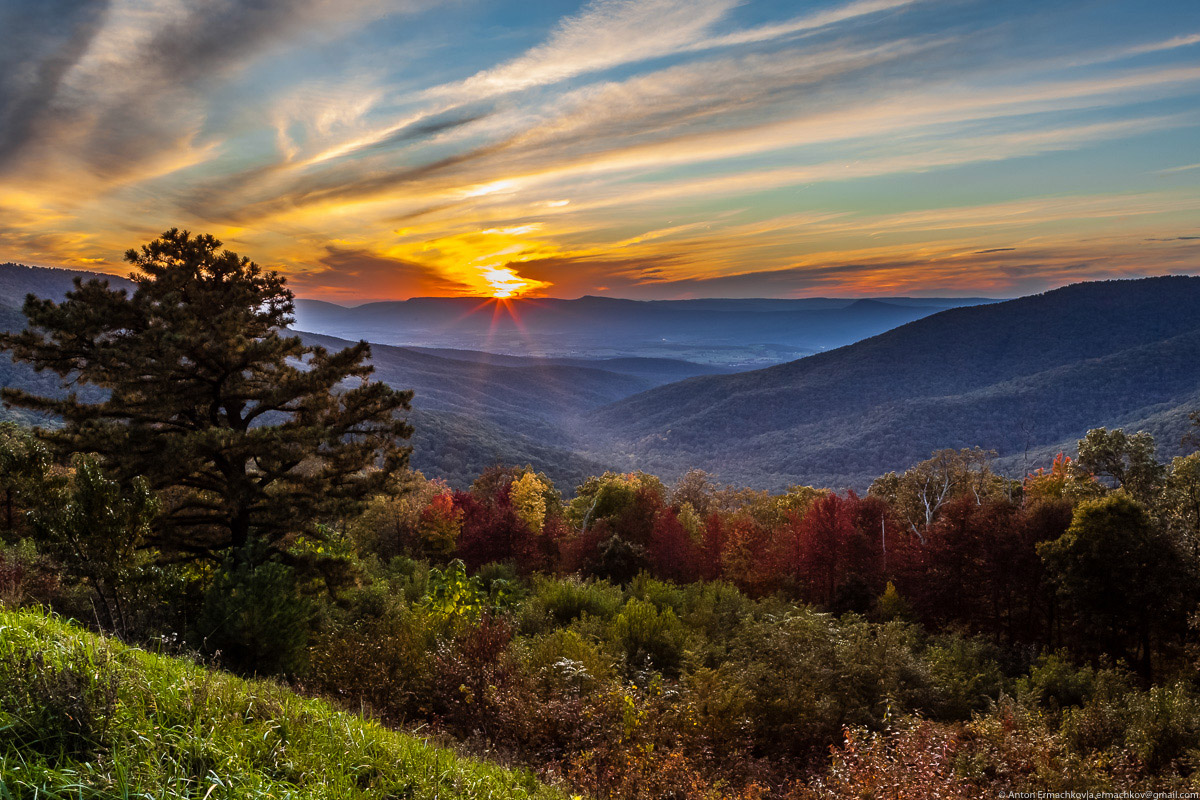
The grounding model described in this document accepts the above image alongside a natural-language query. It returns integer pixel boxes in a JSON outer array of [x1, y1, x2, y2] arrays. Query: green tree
[[1073, 428, 1164, 503], [0, 422, 55, 538], [197, 542, 314, 675], [32, 455, 158, 634], [1162, 453, 1200, 557], [1038, 494, 1190, 677], [0, 230, 412, 559]]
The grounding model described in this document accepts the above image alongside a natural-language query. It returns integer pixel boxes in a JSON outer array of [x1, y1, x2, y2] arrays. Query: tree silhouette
[[0, 229, 412, 559]]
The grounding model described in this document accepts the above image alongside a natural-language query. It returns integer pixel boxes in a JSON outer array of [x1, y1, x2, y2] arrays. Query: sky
[[0, 0, 1198, 301]]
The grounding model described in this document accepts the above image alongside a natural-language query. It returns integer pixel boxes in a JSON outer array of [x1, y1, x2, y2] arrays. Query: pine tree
[[0, 229, 412, 559]]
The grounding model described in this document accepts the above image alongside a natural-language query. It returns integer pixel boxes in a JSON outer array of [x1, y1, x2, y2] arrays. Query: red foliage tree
[[645, 507, 705, 584], [786, 492, 885, 610]]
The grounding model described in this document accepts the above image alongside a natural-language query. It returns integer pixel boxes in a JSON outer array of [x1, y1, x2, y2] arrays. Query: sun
[[480, 265, 538, 298]]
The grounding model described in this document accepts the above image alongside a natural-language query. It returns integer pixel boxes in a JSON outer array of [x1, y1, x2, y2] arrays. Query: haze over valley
[[5, 263, 1198, 492]]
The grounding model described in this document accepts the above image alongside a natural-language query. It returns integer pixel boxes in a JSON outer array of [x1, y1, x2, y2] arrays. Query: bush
[[613, 598, 687, 676], [525, 576, 623, 630], [0, 539, 62, 609], [925, 636, 1007, 721], [1122, 684, 1200, 773], [1017, 652, 1097, 712], [793, 721, 975, 800], [307, 588, 434, 722], [522, 629, 614, 694], [197, 549, 314, 676], [627, 572, 686, 614], [1066, 682, 1200, 775]]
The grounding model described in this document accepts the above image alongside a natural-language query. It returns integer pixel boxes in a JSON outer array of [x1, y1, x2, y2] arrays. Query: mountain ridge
[[585, 276, 1200, 489]]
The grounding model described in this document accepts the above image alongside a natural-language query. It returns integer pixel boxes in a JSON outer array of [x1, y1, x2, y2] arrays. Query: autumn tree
[[417, 491, 463, 559], [0, 229, 412, 560], [346, 471, 443, 559], [455, 465, 562, 571]]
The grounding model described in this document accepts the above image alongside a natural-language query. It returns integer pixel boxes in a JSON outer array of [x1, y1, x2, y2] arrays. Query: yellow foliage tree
[[511, 471, 549, 533]]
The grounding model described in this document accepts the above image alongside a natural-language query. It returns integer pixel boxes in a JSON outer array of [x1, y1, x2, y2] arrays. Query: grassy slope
[[0, 608, 567, 800]]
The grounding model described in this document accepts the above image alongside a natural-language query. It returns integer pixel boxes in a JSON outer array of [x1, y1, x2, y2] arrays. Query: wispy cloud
[[1112, 31, 1200, 59], [433, 0, 740, 101], [1, 0, 1197, 299]]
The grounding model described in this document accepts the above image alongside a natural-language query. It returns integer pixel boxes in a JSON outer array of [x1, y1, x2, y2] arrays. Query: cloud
[[2, 0, 1198, 301], [434, 0, 927, 104], [2, 0, 410, 190], [1112, 32, 1200, 60], [687, 0, 923, 51], [208, 44, 1200, 231], [606, 238, 1200, 299], [503, 253, 685, 298], [0, 0, 112, 169], [284, 0, 926, 166], [205, 36, 948, 221], [288, 246, 475, 301], [431, 0, 740, 102]]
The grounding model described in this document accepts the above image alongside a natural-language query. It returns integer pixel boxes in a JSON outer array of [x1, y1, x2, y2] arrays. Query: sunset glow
[[481, 266, 538, 299], [1, 0, 1197, 300]]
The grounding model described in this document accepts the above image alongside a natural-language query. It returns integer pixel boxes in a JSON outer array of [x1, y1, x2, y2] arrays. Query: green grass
[[0, 608, 571, 799]]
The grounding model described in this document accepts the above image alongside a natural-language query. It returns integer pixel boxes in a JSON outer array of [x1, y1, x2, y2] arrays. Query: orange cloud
[[288, 247, 476, 302]]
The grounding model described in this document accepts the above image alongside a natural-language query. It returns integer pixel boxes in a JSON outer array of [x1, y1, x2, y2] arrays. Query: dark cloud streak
[[0, 0, 111, 169]]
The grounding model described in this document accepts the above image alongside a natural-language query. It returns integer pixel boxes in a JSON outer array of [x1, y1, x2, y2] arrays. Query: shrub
[[527, 576, 623, 629], [1120, 684, 1200, 774], [627, 572, 686, 614], [925, 636, 1008, 721], [613, 598, 687, 676], [307, 588, 434, 722], [1016, 652, 1097, 712], [0, 539, 61, 609], [197, 548, 314, 676], [794, 721, 975, 800], [523, 629, 614, 694]]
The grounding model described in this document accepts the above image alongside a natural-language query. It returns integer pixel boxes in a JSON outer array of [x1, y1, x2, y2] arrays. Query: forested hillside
[[6, 263, 1199, 492], [590, 277, 1200, 488]]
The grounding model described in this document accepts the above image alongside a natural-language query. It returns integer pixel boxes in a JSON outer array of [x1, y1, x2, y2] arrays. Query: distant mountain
[[585, 277, 1200, 490], [403, 347, 734, 384], [0, 265, 624, 488], [0, 263, 134, 303], [409, 408, 609, 490], [297, 331, 649, 433], [292, 294, 991, 367], [10, 262, 1193, 496]]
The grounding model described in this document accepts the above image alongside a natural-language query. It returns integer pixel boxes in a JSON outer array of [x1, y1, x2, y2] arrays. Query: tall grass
[[0, 607, 569, 799]]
